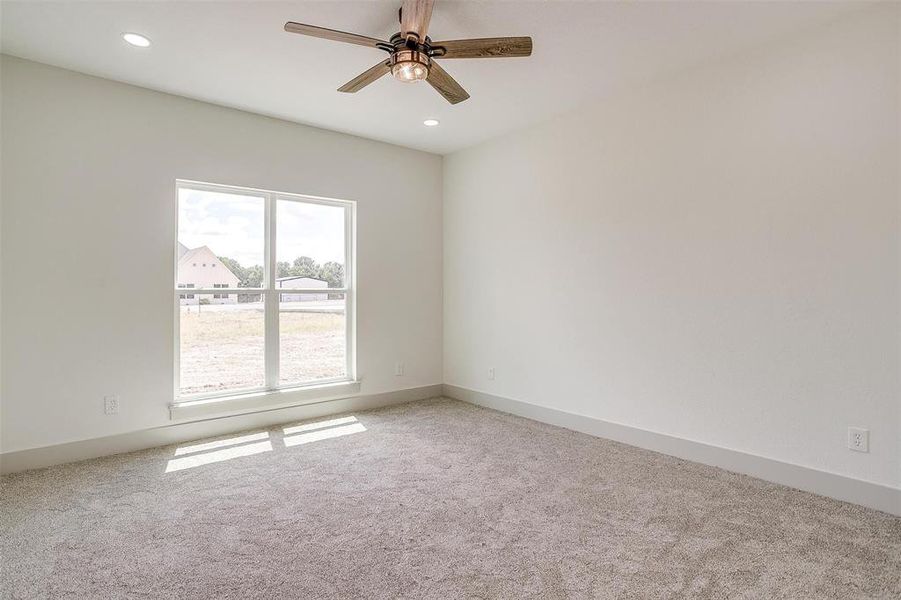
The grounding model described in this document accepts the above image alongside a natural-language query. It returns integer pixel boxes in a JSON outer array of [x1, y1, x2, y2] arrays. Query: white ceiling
[[1, 1, 865, 154]]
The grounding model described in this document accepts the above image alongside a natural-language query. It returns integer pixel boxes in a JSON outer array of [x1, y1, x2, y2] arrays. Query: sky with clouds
[[178, 188, 345, 267]]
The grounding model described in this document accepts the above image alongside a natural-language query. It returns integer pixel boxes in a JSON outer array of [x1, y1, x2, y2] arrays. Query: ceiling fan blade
[[426, 60, 470, 105], [338, 60, 392, 93], [432, 37, 533, 59], [400, 0, 435, 41], [284, 22, 389, 49]]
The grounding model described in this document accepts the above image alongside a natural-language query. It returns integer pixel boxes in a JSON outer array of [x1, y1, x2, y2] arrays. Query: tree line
[[218, 256, 345, 301]]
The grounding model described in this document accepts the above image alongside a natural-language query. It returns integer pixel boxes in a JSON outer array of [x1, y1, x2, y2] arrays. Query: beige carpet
[[2, 398, 899, 599]]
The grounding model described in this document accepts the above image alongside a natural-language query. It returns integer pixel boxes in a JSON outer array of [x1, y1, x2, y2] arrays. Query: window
[[175, 180, 355, 399]]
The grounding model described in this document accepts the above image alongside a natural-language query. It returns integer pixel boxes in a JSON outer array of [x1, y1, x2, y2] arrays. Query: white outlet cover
[[847, 427, 869, 453], [395, 363, 404, 376], [488, 368, 496, 380]]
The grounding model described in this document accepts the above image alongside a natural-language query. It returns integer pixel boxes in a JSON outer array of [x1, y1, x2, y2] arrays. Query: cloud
[[277, 199, 344, 265], [177, 189, 345, 268]]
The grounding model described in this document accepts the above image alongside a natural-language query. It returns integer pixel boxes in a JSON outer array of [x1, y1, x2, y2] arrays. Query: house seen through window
[[175, 181, 354, 398]]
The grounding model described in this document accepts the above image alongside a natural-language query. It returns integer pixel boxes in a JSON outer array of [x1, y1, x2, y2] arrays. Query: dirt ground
[[179, 305, 345, 395]]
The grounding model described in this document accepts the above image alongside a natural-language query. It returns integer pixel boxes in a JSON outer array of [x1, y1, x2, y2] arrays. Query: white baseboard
[[0, 385, 443, 475], [443, 384, 901, 517]]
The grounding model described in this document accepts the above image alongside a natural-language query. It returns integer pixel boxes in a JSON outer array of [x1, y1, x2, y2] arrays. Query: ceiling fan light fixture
[[391, 50, 430, 83]]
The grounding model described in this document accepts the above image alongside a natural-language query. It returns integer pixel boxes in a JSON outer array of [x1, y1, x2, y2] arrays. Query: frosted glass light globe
[[391, 50, 429, 83]]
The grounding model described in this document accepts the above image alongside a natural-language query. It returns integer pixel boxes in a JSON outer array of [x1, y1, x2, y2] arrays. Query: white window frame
[[173, 179, 357, 405]]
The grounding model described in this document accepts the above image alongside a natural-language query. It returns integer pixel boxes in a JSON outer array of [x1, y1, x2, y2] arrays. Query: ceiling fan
[[284, 0, 532, 105]]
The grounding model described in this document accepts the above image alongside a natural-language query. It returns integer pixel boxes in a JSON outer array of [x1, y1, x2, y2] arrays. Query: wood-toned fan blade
[[433, 37, 533, 58], [400, 0, 435, 40], [284, 22, 388, 49], [338, 60, 391, 93], [426, 60, 469, 105]]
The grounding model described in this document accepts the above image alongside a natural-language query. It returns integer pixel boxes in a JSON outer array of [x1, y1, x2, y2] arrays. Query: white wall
[[444, 6, 900, 489], [1, 56, 443, 453]]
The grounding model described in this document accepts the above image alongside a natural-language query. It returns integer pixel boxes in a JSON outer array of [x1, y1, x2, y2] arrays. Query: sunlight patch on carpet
[[283, 416, 359, 436], [166, 440, 273, 472], [283, 422, 366, 447], [174, 431, 270, 456]]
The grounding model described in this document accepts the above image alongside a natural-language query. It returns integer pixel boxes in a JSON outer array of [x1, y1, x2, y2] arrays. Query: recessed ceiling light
[[122, 32, 151, 48], [423, 119, 440, 127]]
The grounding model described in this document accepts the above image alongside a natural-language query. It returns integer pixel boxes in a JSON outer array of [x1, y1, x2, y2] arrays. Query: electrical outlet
[[104, 395, 120, 415], [488, 368, 495, 381], [395, 362, 404, 376], [847, 427, 869, 453]]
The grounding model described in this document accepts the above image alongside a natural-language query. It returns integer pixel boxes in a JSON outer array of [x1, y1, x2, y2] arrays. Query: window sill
[[169, 380, 362, 421]]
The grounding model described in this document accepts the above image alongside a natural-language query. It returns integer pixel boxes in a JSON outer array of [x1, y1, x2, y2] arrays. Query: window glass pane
[[179, 294, 265, 395], [280, 292, 346, 384], [276, 199, 346, 289], [177, 187, 265, 289]]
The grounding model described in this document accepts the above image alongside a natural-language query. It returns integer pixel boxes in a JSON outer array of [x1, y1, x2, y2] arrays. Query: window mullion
[[345, 203, 355, 381], [265, 193, 279, 388]]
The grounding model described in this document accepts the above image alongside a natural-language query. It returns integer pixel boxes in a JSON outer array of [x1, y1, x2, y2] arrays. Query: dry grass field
[[179, 303, 345, 395]]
